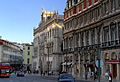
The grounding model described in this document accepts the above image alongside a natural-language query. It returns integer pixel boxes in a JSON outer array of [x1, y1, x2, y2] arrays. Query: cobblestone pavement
[[1, 74, 118, 82]]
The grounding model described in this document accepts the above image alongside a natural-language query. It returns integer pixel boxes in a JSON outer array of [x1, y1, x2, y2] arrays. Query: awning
[[105, 60, 120, 64]]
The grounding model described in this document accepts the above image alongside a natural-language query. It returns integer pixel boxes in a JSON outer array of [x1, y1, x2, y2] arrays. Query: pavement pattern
[[0, 74, 109, 82]]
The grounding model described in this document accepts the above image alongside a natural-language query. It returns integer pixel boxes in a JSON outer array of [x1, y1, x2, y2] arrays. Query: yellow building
[[22, 43, 33, 72]]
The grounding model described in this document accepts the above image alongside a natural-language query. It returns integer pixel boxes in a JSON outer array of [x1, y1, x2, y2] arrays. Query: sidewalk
[[31, 74, 120, 82]]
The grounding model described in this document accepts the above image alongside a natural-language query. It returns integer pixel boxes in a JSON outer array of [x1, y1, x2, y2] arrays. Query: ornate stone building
[[63, 0, 120, 81], [33, 10, 64, 75]]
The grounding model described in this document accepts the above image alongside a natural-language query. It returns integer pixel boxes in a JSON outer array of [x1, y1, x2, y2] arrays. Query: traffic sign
[[96, 60, 104, 68]]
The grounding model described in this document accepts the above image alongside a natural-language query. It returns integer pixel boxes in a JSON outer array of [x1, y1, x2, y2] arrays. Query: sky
[[0, 0, 66, 43]]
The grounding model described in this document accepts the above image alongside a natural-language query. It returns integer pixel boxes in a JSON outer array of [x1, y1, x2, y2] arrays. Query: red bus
[[0, 62, 12, 77]]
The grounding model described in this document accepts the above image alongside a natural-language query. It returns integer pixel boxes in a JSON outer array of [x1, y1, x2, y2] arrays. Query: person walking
[[109, 72, 112, 82]]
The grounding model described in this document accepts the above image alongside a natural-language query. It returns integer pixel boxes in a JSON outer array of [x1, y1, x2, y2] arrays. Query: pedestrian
[[90, 72, 94, 80], [109, 72, 112, 82]]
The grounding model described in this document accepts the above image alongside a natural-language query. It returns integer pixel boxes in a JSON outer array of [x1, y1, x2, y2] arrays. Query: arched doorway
[[104, 53, 110, 74], [111, 52, 117, 78]]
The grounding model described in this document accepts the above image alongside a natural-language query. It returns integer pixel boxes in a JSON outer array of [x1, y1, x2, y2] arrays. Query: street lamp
[[47, 46, 50, 75], [96, 47, 101, 82]]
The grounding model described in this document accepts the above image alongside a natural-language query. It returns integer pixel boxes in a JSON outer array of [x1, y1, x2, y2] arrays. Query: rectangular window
[[80, 32, 84, 46], [79, 3, 82, 11], [84, 14, 87, 24], [76, 33, 79, 47], [75, 0, 78, 4], [28, 46, 30, 50], [111, 0, 115, 10], [97, 7, 100, 17], [88, 0, 92, 6], [96, 27, 101, 44], [110, 24, 117, 41], [94, 0, 98, 3], [91, 10, 94, 19], [118, 22, 120, 40], [91, 29, 95, 45], [84, 0, 87, 9], [79, 16, 83, 25], [103, 26, 109, 42], [69, 0, 71, 8], [104, 2, 109, 14], [86, 31, 89, 45], [119, 0, 120, 7], [28, 51, 30, 55], [27, 58, 30, 64]]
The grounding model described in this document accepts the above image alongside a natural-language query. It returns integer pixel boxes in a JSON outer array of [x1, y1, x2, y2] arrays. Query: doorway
[[112, 64, 117, 78]]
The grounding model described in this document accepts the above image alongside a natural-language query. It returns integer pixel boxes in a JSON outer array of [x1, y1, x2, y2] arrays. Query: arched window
[[111, 52, 117, 60], [104, 53, 110, 61]]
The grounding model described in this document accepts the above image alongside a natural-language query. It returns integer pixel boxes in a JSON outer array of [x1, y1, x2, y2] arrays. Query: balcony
[[102, 40, 120, 48]]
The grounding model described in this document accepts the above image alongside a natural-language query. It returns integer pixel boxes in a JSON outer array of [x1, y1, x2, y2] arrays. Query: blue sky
[[0, 0, 66, 43]]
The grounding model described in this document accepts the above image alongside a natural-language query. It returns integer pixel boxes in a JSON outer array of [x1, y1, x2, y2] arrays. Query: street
[[0, 74, 92, 82], [0, 74, 57, 82]]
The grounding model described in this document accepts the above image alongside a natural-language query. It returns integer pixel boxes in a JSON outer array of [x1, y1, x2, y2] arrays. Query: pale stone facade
[[33, 10, 64, 75], [63, 0, 120, 81]]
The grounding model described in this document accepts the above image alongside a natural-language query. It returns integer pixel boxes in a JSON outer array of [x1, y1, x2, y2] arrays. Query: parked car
[[58, 73, 75, 82], [16, 71, 25, 77]]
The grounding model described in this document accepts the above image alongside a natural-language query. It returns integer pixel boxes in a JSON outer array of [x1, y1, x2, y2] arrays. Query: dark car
[[58, 74, 75, 82], [16, 71, 25, 77]]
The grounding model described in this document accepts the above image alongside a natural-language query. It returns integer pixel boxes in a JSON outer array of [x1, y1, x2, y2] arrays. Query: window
[[110, 23, 117, 41], [70, 56, 72, 62], [84, 0, 87, 9], [118, 22, 120, 40], [69, 0, 71, 8], [103, 26, 109, 42], [72, 0, 74, 6], [78, 0, 82, 2], [28, 51, 30, 55], [76, 33, 79, 47], [91, 29, 95, 45], [84, 14, 87, 24], [27, 58, 30, 64], [28, 46, 30, 50], [86, 31, 89, 45], [119, 0, 120, 7], [97, 7, 100, 17], [96, 27, 101, 44], [104, 2, 109, 14], [110, 0, 115, 10], [79, 16, 83, 26], [80, 32, 84, 46], [75, 0, 78, 3], [90, 10, 94, 20]]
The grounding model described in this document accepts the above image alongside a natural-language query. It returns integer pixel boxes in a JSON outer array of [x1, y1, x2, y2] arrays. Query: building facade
[[0, 39, 23, 70], [63, 0, 120, 81], [22, 43, 33, 72], [33, 10, 64, 75]]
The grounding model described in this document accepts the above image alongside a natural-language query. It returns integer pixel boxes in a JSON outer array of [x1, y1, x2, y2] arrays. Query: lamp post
[[96, 48, 101, 82], [47, 46, 50, 75]]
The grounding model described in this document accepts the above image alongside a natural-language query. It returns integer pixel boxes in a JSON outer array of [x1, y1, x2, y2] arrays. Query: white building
[[0, 39, 23, 70]]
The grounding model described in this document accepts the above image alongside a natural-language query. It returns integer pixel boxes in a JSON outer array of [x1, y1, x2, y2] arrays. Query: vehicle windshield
[[0, 69, 10, 73], [60, 74, 73, 79]]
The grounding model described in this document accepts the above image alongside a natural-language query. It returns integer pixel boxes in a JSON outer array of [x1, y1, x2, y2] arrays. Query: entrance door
[[112, 64, 117, 78]]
